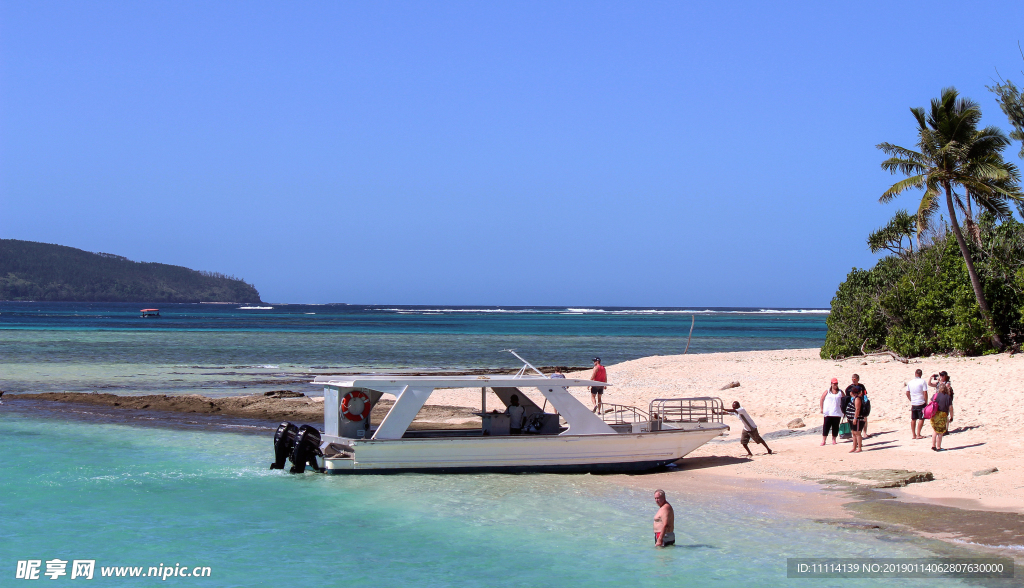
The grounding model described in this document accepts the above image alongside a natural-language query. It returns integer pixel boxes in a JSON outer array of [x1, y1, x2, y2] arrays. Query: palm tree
[[867, 209, 916, 257], [877, 87, 1023, 350]]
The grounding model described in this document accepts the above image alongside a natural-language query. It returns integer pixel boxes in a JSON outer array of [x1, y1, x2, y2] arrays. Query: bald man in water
[[653, 489, 675, 547]]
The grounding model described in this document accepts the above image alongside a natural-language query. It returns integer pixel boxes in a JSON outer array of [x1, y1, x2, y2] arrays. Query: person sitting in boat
[[506, 394, 526, 435]]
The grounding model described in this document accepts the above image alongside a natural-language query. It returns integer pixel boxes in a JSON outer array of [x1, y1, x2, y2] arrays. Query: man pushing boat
[[722, 401, 773, 456]]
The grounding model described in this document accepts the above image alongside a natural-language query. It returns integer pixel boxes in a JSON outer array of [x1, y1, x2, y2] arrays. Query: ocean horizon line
[[263, 304, 832, 314]]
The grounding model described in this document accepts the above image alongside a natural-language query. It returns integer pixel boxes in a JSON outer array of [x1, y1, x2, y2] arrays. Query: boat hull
[[319, 425, 726, 474]]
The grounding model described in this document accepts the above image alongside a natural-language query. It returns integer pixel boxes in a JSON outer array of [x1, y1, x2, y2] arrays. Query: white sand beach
[[430, 348, 1024, 514]]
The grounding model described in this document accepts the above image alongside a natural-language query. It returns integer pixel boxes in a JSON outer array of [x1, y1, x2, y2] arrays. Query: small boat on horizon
[[271, 353, 729, 474], [139, 308, 160, 317], [238, 306, 273, 310]]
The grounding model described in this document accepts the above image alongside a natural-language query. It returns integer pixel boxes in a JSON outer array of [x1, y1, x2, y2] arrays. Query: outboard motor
[[270, 422, 299, 470], [288, 424, 323, 474]]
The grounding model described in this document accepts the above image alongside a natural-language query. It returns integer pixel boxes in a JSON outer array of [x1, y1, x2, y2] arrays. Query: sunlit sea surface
[[0, 303, 1006, 586]]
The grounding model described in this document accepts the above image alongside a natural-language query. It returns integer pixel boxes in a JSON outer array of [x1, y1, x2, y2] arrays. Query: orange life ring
[[341, 390, 371, 422]]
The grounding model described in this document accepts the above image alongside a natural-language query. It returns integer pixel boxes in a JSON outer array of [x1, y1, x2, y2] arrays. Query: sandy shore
[[432, 347, 1024, 555], [562, 348, 1023, 514], [566, 348, 1024, 559], [433, 348, 1023, 511]]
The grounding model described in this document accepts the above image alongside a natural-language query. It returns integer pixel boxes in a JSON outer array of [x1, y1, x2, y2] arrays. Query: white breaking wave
[[951, 538, 1024, 551], [378, 308, 531, 313], [565, 308, 829, 315], [756, 309, 830, 314], [377, 307, 829, 315]]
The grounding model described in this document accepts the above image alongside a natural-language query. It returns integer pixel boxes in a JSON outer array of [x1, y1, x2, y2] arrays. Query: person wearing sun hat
[[928, 371, 954, 425], [820, 377, 844, 445]]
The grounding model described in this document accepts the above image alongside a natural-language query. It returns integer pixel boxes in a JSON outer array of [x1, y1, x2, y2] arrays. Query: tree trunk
[[945, 184, 1003, 350], [964, 191, 981, 244]]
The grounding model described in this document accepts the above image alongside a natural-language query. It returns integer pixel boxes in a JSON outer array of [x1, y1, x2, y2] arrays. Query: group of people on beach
[[713, 367, 959, 459], [818, 373, 871, 452], [905, 369, 954, 451], [818, 369, 955, 452]]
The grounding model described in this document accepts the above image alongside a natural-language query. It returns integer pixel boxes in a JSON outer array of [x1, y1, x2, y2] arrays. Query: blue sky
[[2, 1, 1023, 306]]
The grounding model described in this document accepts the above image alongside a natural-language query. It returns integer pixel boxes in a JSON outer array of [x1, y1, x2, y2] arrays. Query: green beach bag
[[838, 421, 851, 436]]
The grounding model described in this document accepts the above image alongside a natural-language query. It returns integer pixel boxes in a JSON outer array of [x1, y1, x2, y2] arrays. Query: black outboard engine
[[289, 425, 323, 474], [270, 422, 299, 470]]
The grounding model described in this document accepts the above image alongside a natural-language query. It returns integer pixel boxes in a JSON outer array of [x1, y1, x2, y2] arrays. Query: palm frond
[[911, 107, 927, 130], [880, 175, 926, 203], [978, 197, 1013, 219], [916, 188, 941, 236], [880, 156, 927, 177], [876, 143, 923, 161]]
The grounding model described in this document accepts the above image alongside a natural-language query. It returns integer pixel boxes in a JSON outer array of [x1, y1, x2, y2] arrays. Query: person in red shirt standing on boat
[[590, 357, 607, 413]]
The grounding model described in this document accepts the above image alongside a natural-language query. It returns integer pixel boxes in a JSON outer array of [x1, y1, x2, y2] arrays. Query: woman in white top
[[820, 377, 844, 446]]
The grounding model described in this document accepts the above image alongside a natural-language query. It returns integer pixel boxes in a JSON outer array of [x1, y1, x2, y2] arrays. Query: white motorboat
[[270, 356, 728, 474]]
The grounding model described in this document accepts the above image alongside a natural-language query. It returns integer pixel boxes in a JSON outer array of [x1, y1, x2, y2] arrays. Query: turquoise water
[[0, 412, 988, 587], [0, 302, 827, 395], [3, 302, 999, 586]]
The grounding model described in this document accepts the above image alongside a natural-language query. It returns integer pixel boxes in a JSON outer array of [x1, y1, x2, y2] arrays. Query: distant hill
[[0, 239, 263, 303]]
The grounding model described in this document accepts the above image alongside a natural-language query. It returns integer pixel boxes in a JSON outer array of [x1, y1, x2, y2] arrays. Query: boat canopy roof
[[313, 374, 609, 390]]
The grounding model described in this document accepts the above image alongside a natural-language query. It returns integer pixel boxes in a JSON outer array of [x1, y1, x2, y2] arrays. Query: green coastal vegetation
[[823, 80, 1024, 359], [0, 239, 262, 303]]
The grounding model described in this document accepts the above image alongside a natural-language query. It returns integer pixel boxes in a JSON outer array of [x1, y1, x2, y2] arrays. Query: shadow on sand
[[947, 425, 982, 435], [937, 442, 986, 452], [673, 455, 752, 471], [863, 440, 898, 452]]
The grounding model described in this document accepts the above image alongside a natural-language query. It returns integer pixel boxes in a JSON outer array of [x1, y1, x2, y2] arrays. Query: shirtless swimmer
[[653, 489, 675, 547]]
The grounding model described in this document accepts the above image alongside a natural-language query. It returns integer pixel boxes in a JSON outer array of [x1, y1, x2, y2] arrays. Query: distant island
[[0, 239, 263, 303]]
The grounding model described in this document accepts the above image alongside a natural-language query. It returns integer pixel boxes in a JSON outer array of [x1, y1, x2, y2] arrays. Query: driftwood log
[[856, 339, 909, 364]]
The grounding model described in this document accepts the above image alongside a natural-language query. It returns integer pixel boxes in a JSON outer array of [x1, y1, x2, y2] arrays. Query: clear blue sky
[[3, 1, 1023, 306]]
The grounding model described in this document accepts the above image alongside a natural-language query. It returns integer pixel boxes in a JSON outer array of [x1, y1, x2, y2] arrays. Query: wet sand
[[5, 391, 479, 430], [615, 462, 1024, 564], [614, 432, 1024, 564]]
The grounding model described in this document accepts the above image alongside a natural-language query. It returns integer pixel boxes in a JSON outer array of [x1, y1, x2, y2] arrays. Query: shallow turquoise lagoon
[[0, 302, 828, 395], [0, 412, 988, 588]]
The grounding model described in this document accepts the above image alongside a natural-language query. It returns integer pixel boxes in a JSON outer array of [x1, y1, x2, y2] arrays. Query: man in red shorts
[[653, 489, 675, 547]]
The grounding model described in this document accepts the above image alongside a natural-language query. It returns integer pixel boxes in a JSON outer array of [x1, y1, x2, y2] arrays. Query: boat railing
[[648, 397, 724, 424], [597, 403, 650, 425]]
